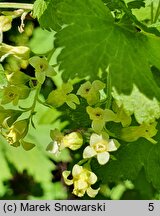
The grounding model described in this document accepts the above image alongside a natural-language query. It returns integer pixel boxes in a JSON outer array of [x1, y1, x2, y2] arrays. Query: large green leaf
[[33, 0, 63, 31], [52, 0, 160, 99]]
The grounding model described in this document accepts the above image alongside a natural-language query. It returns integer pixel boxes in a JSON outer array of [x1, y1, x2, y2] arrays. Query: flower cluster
[[46, 79, 158, 198], [47, 130, 120, 197], [63, 164, 100, 197]]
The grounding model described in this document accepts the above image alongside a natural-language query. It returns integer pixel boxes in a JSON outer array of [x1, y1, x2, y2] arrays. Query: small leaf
[[33, 0, 47, 19], [21, 140, 36, 151]]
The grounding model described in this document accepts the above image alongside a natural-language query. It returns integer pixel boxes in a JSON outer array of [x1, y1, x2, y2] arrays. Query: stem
[[0, 31, 3, 44], [151, 2, 154, 24], [0, 3, 33, 10], [29, 84, 41, 118], [104, 127, 117, 138], [78, 159, 89, 166], [154, 0, 160, 23], [106, 70, 112, 109]]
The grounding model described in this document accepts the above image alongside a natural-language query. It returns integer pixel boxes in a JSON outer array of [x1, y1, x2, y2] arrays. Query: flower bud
[[62, 132, 83, 150], [0, 16, 12, 32], [0, 43, 30, 61]]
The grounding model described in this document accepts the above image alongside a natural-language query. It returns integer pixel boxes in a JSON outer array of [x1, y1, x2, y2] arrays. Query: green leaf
[[112, 86, 160, 124], [53, 0, 160, 99], [35, 0, 63, 31], [29, 27, 55, 55], [94, 123, 160, 190], [33, 0, 47, 20], [21, 140, 35, 151], [127, 0, 145, 9], [0, 64, 7, 88], [103, 0, 145, 10]]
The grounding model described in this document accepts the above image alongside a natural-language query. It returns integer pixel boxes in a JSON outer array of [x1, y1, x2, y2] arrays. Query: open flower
[[6, 119, 29, 147], [77, 80, 105, 105], [120, 122, 158, 144], [1, 84, 30, 106], [29, 56, 56, 84], [86, 106, 116, 133], [63, 164, 100, 197], [47, 83, 80, 109], [83, 133, 120, 165]]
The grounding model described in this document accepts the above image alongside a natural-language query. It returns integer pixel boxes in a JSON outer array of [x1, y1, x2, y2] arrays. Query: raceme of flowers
[[46, 80, 158, 198]]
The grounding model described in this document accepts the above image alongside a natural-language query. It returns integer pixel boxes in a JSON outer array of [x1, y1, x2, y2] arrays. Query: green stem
[[29, 84, 41, 118], [154, 0, 160, 23], [0, 3, 33, 10], [0, 31, 3, 44], [151, 2, 154, 24], [78, 159, 89, 166], [104, 127, 117, 138], [106, 70, 112, 109]]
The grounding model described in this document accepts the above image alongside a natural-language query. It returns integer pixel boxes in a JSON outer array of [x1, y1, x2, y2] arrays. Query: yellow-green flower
[[62, 132, 83, 150], [46, 129, 64, 155], [46, 140, 60, 155], [83, 133, 120, 165], [120, 122, 158, 144], [112, 102, 131, 127], [0, 16, 12, 32], [86, 106, 116, 133], [77, 80, 105, 105], [0, 43, 30, 62], [29, 56, 56, 84], [1, 84, 30, 106], [63, 164, 100, 197], [6, 119, 29, 146], [47, 83, 80, 109], [46, 129, 83, 154]]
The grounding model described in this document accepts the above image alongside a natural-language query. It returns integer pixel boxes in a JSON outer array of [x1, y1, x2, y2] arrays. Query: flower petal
[[90, 133, 103, 146], [83, 146, 96, 159], [88, 171, 97, 184], [108, 139, 119, 152], [92, 120, 104, 133], [97, 152, 110, 165], [45, 65, 56, 77], [35, 71, 45, 84], [46, 141, 59, 154], [87, 187, 100, 198], [103, 109, 117, 121], [62, 171, 73, 186], [73, 188, 86, 197], [74, 179, 88, 190], [72, 164, 83, 177]]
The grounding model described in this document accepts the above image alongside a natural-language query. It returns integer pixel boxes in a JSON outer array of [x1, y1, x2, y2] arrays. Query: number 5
[[148, 203, 154, 211]]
